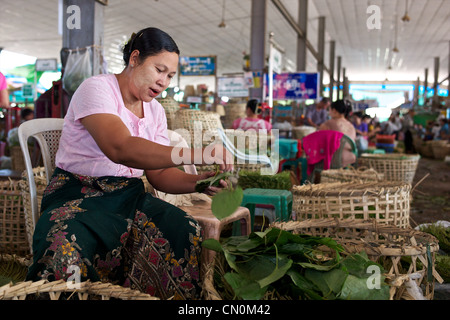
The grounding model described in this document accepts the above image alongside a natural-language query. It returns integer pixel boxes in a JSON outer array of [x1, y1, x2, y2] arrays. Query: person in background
[[232, 99, 272, 131], [438, 118, 449, 141], [0, 72, 9, 109], [20, 107, 34, 121], [431, 121, 441, 140], [319, 100, 357, 167], [352, 112, 369, 153], [304, 97, 331, 129], [402, 110, 415, 153], [26, 27, 233, 300]]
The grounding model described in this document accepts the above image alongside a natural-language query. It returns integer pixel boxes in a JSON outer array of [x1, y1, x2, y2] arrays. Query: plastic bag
[[63, 47, 92, 96]]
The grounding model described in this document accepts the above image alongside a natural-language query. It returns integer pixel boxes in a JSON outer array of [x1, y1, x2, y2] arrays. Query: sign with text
[[217, 76, 249, 98], [265, 72, 320, 100], [179, 56, 216, 76]]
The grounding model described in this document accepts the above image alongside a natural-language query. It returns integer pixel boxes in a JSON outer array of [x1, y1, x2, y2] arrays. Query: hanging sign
[[265, 72, 320, 100], [22, 84, 34, 99], [179, 56, 216, 76], [35, 59, 58, 72], [217, 76, 249, 98]]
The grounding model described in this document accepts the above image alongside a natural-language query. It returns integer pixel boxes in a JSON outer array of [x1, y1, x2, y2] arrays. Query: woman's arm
[[81, 113, 233, 171], [145, 168, 227, 195]]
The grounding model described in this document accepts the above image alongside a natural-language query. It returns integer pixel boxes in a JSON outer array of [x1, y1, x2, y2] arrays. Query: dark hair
[[331, 100, 352, 117], [320, 97, 331, 104], [20, 108, 34, 119], [122, 27, 180, 67], [246, 99, 259, 114]]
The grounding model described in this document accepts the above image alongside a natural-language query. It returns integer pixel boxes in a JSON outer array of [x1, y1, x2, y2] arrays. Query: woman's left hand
[[197, 171, 228, 196]]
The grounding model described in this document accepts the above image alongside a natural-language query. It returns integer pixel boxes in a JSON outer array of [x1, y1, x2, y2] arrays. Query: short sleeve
[[70, 76, 119, 121]]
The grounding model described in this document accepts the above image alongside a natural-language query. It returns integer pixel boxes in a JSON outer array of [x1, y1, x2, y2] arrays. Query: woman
[[319, 100, 357, 167], [26, 27, 231, 300], [232, 99, 272, 131]]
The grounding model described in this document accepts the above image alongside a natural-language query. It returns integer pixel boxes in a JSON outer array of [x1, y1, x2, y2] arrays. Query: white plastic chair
[[18, 118, 64, 235]]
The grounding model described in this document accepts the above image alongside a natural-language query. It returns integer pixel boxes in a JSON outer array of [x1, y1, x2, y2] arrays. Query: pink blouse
[[55, 74, 170, 178]]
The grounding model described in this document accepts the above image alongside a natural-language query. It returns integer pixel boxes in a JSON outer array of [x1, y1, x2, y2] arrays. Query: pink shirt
[[56, 74, 170, 178], [0, 72, 7, 91], [232, 117, 272, 131]]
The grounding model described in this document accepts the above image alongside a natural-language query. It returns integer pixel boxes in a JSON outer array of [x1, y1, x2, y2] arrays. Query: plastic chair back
[[18, 118, 64, 231]]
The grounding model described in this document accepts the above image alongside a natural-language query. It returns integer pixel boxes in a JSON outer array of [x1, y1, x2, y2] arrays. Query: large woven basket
[[272, 219, 444, 300], [292, 126, 317, 140], [172, 109, 223, 147], [320, 167, 384, 183], [10, 146, 26, 172], [0, 255, 156, 300], [292, 182, 411, 229], [223, 101, 246, 129], [157, 96, 180, 130], [431, 140, 450, 160], [18, 167, 48, 252], [357, 153, 420, 184], [0, 180, 29, 257]]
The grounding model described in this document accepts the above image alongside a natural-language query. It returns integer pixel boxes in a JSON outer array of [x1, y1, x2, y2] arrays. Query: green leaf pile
[[203, 228, 390, 300]]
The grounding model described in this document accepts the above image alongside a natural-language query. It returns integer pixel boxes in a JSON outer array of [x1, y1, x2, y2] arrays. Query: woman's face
[[129, 50, 179, 102]]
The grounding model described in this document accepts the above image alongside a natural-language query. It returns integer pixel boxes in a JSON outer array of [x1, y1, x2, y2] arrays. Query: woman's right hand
[[202, 143, 234, 172]]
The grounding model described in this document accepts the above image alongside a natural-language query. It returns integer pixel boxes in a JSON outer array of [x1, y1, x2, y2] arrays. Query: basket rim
[[359, 153, 421, 160], [292, 181, 411, 196]]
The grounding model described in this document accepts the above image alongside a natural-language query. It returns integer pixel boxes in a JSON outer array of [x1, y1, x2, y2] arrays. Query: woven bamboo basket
[[431, 140, 450, 160], [419, 141, 434, 158], [292, 126, 317, 140], [10, 146, 26, 172], [292, 182, 411, 229], [0, 180, 29, 257], [272, 219, 444, 300], [320, 168, 384, 183], [172, 109, 223, 148], [18, 167, 48, 252], [0, 255, 157, 301], [223, 101, 246, 129], [157, 96, 180, 130], [357, 153, 420, 184]]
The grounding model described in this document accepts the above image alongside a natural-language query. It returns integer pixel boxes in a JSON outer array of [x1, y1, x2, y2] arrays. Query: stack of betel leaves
[[203, 228, 390, 300]]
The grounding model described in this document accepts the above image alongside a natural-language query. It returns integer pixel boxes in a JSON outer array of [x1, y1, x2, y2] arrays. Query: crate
[[0, 180, 29, 257], [292, 181, 411, 228], [273, 219, 444, 300]]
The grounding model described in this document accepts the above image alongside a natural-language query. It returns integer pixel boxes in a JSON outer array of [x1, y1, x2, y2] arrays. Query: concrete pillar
[[317, 17, 326, 96], [329, 41, 335, 101], [62, 0, 105, 75], [296, 0, 308, 71], [249, 0, 267, 101], [336, 56, 342, 100], [434, 57, 440, 99]]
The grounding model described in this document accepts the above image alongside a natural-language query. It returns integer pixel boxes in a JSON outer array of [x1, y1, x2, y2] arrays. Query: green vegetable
[[211, 186, 244, 220], [195, 172, 232, 193], [203, 228, 390, 300]]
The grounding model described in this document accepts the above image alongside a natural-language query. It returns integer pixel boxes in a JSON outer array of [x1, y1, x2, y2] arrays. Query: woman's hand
[[197, 171, 228, 196], [202, 143, 234, 173]]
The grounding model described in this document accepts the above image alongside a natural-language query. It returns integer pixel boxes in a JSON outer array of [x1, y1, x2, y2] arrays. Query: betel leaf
[[202, 238, 224, 253], [195, 172, 232, 193], [338, 274, 390, 300], [211, 186, 244, 220], [304, 268, 348, 299], [224, 272, 268, 300]]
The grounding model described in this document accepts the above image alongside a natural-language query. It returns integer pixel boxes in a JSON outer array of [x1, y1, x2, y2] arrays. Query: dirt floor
[[410, 157, 450, 227]]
